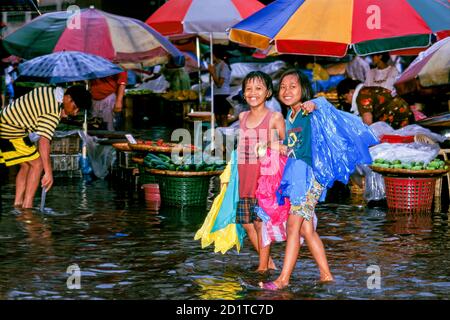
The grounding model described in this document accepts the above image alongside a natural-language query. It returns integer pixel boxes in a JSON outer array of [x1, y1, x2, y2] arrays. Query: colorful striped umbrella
[[146, 0, 265, 40], [18, 51, 123, 84], [229, 0, 450, 57], [146, 0, 265, 134], [3, 7, 183, 68], [395, 37, 450, 95]]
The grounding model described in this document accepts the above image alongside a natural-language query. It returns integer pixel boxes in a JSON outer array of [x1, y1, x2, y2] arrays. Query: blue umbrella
[[18, 50, 123, 84]]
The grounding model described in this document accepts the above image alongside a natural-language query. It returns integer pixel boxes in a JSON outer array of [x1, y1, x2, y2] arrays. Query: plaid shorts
[[236, 198, 261, 224], [290, 178, 324, 221]]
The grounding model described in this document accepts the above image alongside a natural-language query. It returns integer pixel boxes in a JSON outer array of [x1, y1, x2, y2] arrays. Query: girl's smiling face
[[279, 74, 302, 108], [244, 77, 270, 108]]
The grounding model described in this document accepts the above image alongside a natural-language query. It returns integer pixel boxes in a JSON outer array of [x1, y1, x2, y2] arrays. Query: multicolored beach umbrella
[[229, 0, 450, 57], [147, 0, 265, 134], [3, 7, 183, 68], [146, 0, 265, 40], [395, 37, 450, 95]]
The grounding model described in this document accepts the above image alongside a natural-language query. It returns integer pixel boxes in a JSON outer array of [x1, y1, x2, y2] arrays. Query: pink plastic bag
[[255, 149, 290, 226]]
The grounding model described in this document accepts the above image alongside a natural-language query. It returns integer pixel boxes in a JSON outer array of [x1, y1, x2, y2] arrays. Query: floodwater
[[0, 175, 449, 300]]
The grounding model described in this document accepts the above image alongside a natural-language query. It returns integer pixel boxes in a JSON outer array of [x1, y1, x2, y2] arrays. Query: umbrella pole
[[196, 36, 202, 107], [209, 32, 215, 151]]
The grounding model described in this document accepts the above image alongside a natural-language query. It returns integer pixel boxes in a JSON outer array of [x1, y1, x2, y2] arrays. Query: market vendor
[[0, 86, 91, 209], [337, 78, 413, 129], [90, 71, 127, 131]]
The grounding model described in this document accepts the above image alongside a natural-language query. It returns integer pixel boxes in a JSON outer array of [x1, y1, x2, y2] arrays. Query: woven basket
[[137, 163, 157, 185], [128, 143, 197, 154], [112, 142, 132, 152], [370, 165, 448, 177], [146, 168, 222, 207]]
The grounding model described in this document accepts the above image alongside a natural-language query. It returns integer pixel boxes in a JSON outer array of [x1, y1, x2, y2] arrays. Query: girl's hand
[[255, 142, 268, 158], [300, 101, 316, 115], [280, 145, 288, 156]]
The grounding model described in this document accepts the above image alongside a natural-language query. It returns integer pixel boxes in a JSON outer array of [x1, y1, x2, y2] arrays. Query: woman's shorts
[[289, 178, 324, 221]]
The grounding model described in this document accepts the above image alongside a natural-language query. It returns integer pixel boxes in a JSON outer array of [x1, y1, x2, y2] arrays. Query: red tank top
[[238, 110, 272, 198]]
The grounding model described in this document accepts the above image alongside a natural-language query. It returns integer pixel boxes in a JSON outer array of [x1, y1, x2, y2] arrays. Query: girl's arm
[[263, 112, 287, 155]]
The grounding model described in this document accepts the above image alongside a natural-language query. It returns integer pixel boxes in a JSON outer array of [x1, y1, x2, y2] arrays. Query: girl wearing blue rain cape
[[195, 69, 378, 286], [259, 69, 379, 291]]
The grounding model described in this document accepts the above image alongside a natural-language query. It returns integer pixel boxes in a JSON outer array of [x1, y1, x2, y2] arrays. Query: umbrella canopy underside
[[229, 0, 450, 57], [3, 8, 183, 68]]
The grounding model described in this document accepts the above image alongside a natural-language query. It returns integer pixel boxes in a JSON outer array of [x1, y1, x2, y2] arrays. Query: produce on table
[[161, 90, 198, 101], [125, 89, 154, 95], [143, 153, 226, 172], [372, 158, 448, 170]]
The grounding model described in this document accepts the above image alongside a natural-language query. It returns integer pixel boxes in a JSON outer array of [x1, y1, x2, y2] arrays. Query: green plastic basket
[[138, 164, 158, 185], [156, 174, 211, 207]]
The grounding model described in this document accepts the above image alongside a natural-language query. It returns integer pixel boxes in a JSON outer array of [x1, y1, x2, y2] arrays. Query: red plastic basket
[[383, 176, 436, 213], [380, 135, 415, 143], [380, 134, 414, 143]]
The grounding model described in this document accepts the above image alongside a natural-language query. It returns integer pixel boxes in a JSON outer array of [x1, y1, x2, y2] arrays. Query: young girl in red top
[[237, 71, 285, 272]]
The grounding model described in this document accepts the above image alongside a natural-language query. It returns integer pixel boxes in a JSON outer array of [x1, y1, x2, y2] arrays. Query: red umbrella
[[146, 0, 265, 132]]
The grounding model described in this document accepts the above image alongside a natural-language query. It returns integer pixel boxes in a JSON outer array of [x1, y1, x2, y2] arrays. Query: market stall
[[124, 89, 199, 130], [128, 142, 224, 207]]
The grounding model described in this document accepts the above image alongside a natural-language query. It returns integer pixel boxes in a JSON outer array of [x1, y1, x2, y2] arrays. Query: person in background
[[4, 62, 18, 105], [90, 71, 127, 131], [206, 46, 232, 127], [364, 53, 399, 93], [0, 86, 91, 208], [162, 58, 191, 92], [337, 78, 413, 129], [345, 55, 370, 83]]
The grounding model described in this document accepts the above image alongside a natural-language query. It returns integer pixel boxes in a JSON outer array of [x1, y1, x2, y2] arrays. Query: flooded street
[[0, 176, 449, 300]]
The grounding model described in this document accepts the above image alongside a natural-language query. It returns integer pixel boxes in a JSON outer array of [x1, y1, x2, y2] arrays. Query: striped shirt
[[0, 87, 62, 141]]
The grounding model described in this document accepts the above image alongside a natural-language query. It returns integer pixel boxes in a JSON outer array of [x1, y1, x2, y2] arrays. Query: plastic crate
[[51, 153, 80, 171], [384, 176, 436, 213], [380, 135, 415, 144], [51, 135, 81, 154]]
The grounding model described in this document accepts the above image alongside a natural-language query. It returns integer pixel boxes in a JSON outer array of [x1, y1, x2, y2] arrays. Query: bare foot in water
[[319, 273, 334, 282], [255, 258, 278, 273], [268, 258, 277, 270]]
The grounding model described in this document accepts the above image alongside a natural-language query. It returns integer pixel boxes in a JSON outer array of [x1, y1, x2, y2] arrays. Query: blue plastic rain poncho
[[277, 97, 379, 205], [310, 97, 379, 188]]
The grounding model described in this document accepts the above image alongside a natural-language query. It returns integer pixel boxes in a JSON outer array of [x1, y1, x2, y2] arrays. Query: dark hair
[[65, 85, 91, 111], [336, 78, 361, 97], [373, 52, 391, 64], [279, 69, 313, 102], [241, 71, 274, 101]]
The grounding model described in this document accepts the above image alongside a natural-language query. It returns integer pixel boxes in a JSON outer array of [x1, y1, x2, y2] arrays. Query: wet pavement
[[0, 175, 449, 300]]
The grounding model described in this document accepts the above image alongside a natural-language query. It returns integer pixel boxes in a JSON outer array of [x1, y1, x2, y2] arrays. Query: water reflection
[[0, 177, 449, 299]]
